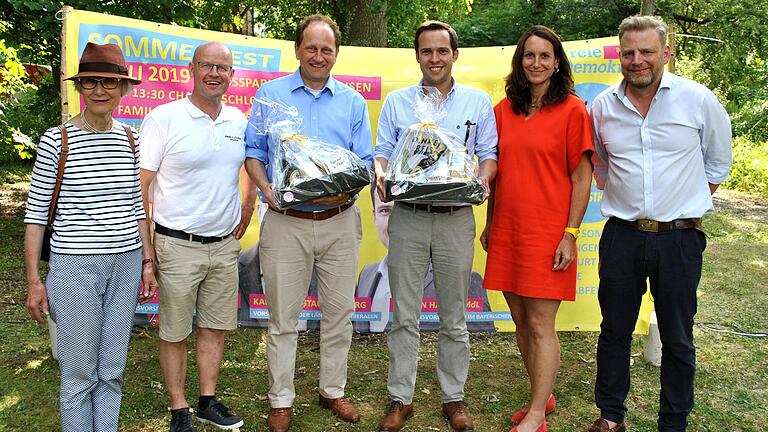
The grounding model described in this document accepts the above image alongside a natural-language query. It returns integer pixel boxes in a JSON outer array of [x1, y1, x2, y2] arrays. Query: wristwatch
[[564, 227, 580, 239]]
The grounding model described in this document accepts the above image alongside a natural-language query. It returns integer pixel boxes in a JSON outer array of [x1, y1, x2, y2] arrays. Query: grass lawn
[[1, 166, 766, 431]]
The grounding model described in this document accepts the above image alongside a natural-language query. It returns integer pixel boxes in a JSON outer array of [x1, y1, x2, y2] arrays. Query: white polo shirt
[[140, 97, 247, 236]]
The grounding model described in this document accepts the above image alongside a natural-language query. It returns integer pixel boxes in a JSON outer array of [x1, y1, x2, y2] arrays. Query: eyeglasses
[[195, 62, 232, 73], [78, 77, 121, 90]]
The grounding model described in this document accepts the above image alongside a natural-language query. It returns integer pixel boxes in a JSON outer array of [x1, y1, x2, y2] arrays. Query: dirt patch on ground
[[713, 188, 768, 222]]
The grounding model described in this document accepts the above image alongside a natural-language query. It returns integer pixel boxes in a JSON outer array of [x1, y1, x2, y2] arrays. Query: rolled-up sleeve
[[350, 96, 374, 166], [130, 128, 146, 221], [245, 92, 269, 164], [699, 91, 732, 185], [24, 128, 59, 226], [473, 97, 498, 162], [139, 115, 165, 172], [590, 99, 609, 190], [374, 93, 398, 160]]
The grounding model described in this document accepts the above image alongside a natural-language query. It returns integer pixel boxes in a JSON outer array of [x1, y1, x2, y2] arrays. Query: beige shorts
[[154, 232, 240, 342]]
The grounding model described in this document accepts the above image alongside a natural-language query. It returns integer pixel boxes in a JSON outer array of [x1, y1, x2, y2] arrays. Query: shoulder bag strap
[[123, 125, 136, 154], [48, 125, 70, 228]]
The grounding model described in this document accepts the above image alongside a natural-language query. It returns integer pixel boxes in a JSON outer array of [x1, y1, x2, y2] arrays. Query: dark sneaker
[[170, 408, 198, 432], [197, 398, 244, 430]]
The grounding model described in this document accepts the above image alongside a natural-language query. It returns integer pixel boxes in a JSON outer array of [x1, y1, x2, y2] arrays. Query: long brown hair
[[504, 25, 575, 115]]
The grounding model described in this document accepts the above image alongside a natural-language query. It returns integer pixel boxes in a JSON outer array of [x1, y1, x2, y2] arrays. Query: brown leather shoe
[[587, 418, 626, 432], [442, 401, 474, 431], [267, 407, 291, 432], [319, 394, 361, 423], [379, 400, 414, 431]]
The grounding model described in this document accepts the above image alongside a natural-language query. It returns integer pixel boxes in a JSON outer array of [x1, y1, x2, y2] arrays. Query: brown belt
[[612, 217, 702, 233], [276, 202, 354, 221], [398, 201, 468, 214]]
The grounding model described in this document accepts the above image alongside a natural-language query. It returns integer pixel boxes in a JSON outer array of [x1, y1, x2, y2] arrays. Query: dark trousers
[[595, 218, 706, 432]]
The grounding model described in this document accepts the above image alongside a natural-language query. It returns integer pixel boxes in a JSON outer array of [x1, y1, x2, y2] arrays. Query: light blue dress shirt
[[245, 69, 374, 211], [375, 82, 498, 163], [591, 72, 732, 221]]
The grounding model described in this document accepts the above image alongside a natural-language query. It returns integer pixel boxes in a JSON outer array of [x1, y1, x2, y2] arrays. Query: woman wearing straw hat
[[24, 42, 158, 432]]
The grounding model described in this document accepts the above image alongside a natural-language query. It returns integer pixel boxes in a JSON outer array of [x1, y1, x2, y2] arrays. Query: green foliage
[[656, 0, 768, 142], [1, 0, 199, 71], [722, 136, 768, 196], [218, 0, 471, 48], [384, 0, 471, 48], [0, 39, 36, 162], [1, 75, 61, 162], [452, 0, 638, 46]]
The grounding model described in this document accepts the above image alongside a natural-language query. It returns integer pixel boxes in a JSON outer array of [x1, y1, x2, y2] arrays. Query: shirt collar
[[376, 255, 389, 275], [183, 96, 228, 122], [417, 77, 457, 100], [289, 68, 337, 96], [614, 71, 673, 99], [183, 96, 207, 118]]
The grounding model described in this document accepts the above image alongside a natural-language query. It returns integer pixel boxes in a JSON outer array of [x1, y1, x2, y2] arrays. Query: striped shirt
[[24, 123, 145, 255]]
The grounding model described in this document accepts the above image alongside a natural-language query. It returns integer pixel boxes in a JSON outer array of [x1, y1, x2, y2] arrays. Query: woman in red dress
[[481, 26, 594, 432]]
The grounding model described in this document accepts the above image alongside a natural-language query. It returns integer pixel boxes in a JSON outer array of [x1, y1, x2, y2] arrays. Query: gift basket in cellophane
[[249, 98, 371, 208], [384, 87, 486, 204]]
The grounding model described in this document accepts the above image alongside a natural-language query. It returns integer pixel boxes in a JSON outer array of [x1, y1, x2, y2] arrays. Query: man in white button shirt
[[140, 42, 255, 432], [588, 16, 732, 432]]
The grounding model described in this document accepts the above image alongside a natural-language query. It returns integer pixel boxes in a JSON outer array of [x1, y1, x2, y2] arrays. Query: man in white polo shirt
[[140, 42, 256, 432]]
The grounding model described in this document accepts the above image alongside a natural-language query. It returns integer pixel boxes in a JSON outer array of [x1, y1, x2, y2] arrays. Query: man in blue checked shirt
[[373, 20, 498, 432], [244, 14, 373, 432]]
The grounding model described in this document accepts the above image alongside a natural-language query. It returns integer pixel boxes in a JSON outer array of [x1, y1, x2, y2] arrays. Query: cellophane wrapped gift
[[249, 99, 372, 208], [384, 87, 486, 204]]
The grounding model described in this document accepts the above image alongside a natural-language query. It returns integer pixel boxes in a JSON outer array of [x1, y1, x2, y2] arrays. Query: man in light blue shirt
[[588, 15, 731, 432], [373, 20, 498, 432], [244, 14, 372, 432]]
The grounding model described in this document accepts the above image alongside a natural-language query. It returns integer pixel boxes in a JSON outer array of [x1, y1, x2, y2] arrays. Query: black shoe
[[197, 398, 244, 430], [170, 408, 198, 432]]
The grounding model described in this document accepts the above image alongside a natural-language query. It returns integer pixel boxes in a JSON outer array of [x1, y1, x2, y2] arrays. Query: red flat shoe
[[509, 420, 547, 432], [510, 393, 556, 425]]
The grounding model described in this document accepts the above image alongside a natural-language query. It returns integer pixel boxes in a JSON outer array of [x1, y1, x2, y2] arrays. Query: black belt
[[611, 217, 702, 233], [276, 201, 354, 221], [155, 223, 229, 243], [398, 202, 468, 214]]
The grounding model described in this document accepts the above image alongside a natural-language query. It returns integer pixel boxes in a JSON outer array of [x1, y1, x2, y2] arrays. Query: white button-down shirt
[[591, 72, 732, 221]]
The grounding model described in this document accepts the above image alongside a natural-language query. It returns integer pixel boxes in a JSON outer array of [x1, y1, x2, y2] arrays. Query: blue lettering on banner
[[352, 312, 382, 321], [468, 311, 513, 321], [135, 304, 159, 314], [299, 311, 322, 320], [250, 309, 269, 319], [78, 24, 281, 71], [243, 309, 512, 322]]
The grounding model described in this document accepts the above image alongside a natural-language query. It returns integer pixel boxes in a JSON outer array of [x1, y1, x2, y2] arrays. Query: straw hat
[[65, 42, 141, 84]]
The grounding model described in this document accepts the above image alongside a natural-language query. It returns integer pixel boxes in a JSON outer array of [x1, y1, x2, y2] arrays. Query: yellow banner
[[63, 8, 652, 333]]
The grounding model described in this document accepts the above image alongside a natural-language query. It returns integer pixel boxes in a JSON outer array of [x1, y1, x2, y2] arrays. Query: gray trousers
[[46, 249, 141, 432], [386, 204, 475, 403]]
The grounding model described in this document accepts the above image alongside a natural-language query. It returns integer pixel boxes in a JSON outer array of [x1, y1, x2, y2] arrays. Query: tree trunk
[[344, 0, 387, 47], [640, 0, 656, 15], [242, 7, 255, 36]]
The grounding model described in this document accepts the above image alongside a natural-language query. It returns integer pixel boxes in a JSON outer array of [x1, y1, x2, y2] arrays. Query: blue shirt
[[245, 69, 374, 211], [374, 81, 498, 163]]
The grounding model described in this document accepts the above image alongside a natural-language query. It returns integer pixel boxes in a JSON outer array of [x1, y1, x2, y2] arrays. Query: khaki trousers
[[259, 206, 362, 408], [387, 204, 475, 403]]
